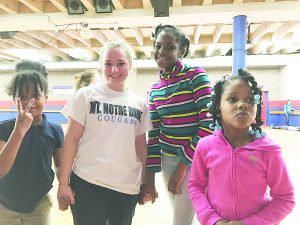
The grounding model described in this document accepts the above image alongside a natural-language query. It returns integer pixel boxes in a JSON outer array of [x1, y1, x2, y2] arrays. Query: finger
[[16, 98, 22, 113], [61, 196, 71, 205], [174, 185, 181, 194], [24, 98, 34, 113], [59, 204, 69, 211]]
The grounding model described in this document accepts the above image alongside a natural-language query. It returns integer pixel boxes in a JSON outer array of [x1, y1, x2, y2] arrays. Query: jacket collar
[[159, 60, 184, 80]]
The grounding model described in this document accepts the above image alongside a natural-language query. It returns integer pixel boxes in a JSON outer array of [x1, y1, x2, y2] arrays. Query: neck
[[223, 128, 252, 148], [105, 82, 125, 92], [32, 115, 43, 126]]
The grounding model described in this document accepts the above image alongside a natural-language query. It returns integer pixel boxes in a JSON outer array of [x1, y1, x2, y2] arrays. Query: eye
[[117, 62, 126, 66], [104, 62, 112, 67], [246, 97, 254, 103], [167, 45, 176, 50], [227, 97, 237, 103], [154, 44, 161, 50], [34, 94, 42, 100]]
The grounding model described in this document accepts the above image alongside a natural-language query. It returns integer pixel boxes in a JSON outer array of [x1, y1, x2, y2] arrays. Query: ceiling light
[[80, 23, 93, 39], [65, 0, 85, 15], [94, 0, 113, 13], [152, 0, 169, 17]]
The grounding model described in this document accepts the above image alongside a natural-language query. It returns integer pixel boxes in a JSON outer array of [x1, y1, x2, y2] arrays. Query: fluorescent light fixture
[[1, 49, 55, 61], [62, 48, 96, 61]]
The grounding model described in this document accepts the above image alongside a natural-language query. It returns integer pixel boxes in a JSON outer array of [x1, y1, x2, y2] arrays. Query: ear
[[44, 95, 48, 103], [179, 47, 187, 58]]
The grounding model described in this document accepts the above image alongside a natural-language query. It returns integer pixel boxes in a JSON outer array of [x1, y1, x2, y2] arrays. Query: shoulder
[[0, 118, 15, 127], [251, 135, 282, 153], [183, 63, 206, 74], [128, 91, 148, 105], [0, 119, 15, 140], [183, 64, 208, 80], [197, 133, 217, 149], [43, 117, 63, 136]]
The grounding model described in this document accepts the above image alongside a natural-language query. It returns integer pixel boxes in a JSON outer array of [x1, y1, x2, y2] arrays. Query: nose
[[238, 101, 248, 110], [112, 65, 118, 72]]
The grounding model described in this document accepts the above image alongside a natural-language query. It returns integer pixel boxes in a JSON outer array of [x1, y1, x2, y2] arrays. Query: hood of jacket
[[211, 129, 281, 153]]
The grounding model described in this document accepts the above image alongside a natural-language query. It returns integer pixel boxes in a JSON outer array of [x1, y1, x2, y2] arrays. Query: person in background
[[0, 68, 64, 225], [188, 69, 295, 225], [74, 70, 95, 91], [283, 100, 297, 126], [57, 39, 152, 225], [140, 24, 213, 225]]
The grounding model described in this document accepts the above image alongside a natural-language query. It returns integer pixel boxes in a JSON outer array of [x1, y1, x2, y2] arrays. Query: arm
[[146, 91, 162, 173], [189, 69, 213, 157], [242, 151, 295, 225], [52, 124, 64, 178], [0, 98, 34, 177], [53, 149, 60, 178], [57, 118, 84, 211], [135, 133, 147, 183], [188, 147, 223, 225]]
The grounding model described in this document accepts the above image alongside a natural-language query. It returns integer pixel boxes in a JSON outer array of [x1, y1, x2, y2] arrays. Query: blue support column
[[232, 15, 247, 75]]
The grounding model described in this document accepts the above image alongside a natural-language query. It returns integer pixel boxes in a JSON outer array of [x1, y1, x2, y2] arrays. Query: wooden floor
[[49, 128, 300, 225]]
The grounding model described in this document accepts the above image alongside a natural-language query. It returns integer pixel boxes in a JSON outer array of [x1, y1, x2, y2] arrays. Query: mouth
[[236, 111, 249, 117], [109, 74, 121, 78], [156, 57, 167, 63]]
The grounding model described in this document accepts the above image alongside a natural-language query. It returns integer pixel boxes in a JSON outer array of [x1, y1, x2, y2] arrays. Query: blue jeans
[[162, 154, 195, 225], [70, 173, 138, 225]]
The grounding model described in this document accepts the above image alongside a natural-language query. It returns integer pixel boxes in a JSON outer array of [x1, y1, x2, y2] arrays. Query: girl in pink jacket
[[188, 69, 295, 225]]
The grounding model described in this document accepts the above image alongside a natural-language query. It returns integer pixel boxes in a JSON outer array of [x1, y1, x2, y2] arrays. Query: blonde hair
[[99, 39, 135, 67], [74, 70, 95, 90]]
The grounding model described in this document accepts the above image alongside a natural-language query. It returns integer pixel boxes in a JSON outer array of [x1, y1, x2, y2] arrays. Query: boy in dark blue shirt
[[0, 67, 64, 225]]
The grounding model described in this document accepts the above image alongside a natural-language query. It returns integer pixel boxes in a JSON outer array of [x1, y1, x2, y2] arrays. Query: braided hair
[[208, 69, 263, 134], [151, 24, 190, 58]]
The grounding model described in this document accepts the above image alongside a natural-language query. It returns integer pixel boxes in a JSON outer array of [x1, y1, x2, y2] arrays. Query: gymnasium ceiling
[[0, 0, 300, 64]]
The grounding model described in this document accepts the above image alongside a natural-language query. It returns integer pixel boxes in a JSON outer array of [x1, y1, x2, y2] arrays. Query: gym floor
[[49, 127, 300, 225]]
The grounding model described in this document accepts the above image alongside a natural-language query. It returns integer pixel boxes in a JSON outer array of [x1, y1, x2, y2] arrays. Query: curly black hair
[[208, 69, 263, 133], [151, 24, 190, 58], [15, 59, 48, 78], [6, 70, 48, 100]]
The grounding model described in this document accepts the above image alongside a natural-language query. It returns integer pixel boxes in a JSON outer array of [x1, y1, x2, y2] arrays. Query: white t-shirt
[[63, 83, 152, 194]]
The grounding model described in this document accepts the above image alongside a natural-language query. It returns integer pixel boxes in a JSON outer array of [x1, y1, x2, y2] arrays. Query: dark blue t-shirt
[[0, 114, 64, 213]]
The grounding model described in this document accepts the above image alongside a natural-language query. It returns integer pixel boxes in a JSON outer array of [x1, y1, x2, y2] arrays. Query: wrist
[[177, 162, 188, 172]]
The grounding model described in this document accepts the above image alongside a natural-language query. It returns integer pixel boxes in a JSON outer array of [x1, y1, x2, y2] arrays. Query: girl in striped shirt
[[140, 24, 213, 225]]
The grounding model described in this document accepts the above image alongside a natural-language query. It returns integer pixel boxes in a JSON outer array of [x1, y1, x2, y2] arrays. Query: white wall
[[280, 59, 300, 100], [0, 66, 289, 103]]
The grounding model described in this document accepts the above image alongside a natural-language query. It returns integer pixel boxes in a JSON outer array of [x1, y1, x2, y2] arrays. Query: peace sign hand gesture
[[13, 98, 34, 136]]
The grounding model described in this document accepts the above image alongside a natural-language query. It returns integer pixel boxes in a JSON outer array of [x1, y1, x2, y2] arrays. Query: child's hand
[[14, 98, 34, 135], [214, 219, 228, 225], [138, 192, 152, 205], [227, 221, 244, 225], [138, 182, 158, 205], [57, 184, 75, 211], [168, 163, 187, 194]]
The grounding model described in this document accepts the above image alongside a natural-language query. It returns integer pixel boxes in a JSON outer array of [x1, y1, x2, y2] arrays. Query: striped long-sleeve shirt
[[146, 60, 213, 172]]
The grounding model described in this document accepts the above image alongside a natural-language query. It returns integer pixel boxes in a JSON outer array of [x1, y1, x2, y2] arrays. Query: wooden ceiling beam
[[48, 0, 67, 13], [18, 0, 43, 13], [0, 0, 18, 14]]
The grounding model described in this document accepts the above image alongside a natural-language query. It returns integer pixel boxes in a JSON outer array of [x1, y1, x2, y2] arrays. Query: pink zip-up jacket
[[188, 130, 295, 225]]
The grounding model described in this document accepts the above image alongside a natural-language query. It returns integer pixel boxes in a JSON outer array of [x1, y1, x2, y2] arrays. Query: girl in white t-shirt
[[57, 40, 152, 225]]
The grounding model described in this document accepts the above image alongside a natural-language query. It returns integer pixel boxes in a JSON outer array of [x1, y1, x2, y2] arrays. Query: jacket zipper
[[231, 147, 238, 219]]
